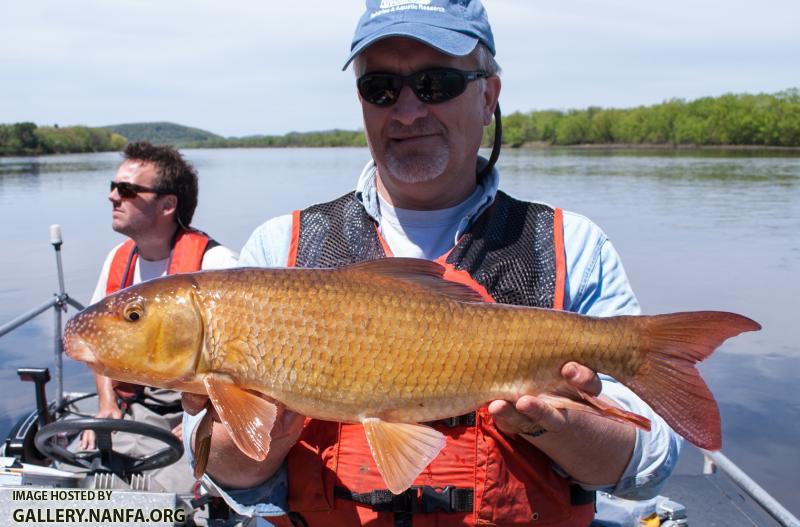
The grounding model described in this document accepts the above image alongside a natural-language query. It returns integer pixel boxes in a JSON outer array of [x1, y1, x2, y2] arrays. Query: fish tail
[[623, 311, 760, 451]]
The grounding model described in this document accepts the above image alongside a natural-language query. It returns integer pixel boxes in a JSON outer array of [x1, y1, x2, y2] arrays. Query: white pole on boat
[[50, 224, 65, 410], [703, 450, 800, 527]]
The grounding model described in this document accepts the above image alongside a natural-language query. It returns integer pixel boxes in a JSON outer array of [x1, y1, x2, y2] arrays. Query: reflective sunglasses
[[110, 180, 168, 199], [357, 68, 489, 107]]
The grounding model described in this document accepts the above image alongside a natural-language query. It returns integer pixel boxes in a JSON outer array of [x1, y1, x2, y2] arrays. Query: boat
[[0, 226, 246, 526], [1, 226, 798, 527]]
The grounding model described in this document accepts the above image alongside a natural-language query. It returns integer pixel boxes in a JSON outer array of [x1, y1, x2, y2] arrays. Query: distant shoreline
[[515, 142, 800, 153], [4, 143, 800, 159], [179, 141, 800, 155]]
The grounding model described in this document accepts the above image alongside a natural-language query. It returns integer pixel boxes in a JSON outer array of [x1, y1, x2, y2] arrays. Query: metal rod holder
[[66, 296, 85, 311], [1, 225, 85, 413], [0, 297, 60, 338], [50, 224, 68, 410]]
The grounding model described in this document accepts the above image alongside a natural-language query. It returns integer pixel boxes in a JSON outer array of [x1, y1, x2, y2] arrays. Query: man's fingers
[[487, 400, 518, 432], [271, 408, 306, 441], [489, 398, 557, 435], [489, 396, 569, 435], [282, 410, 306, 433], [171, 423, 183, 439], [561, 362, 602, 395], [182, 393, 209, 415], [80, 430, 96, 451], [515, 395, 567, 433], [489, 399, 538, 434]]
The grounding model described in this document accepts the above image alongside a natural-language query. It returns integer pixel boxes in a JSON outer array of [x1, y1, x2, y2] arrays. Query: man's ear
[[482, 76, 501, 126], [161, 194, 178, 217]]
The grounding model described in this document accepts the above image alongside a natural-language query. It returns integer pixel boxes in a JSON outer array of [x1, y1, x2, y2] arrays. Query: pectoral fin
[[362, 418, 446, 495], [193, 407, 214, 479], [203, 375, 277, 461]]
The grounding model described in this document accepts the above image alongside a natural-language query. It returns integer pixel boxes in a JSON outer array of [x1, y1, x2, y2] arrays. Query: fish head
[[64, 274, 205, 389]]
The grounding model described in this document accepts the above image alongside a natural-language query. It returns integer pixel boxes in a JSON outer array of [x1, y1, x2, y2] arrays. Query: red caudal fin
[[626, 311, 760, 451]]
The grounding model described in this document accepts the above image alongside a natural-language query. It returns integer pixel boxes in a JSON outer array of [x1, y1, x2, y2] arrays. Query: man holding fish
[[63, 2, 760, 526], [173, 1, 695, 525]]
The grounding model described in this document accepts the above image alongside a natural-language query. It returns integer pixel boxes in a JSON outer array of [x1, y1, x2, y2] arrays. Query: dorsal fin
[[344, 258, 485, 303]]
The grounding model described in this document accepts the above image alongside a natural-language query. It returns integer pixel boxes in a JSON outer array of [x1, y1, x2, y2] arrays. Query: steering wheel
[[35, 417, 184, 480]]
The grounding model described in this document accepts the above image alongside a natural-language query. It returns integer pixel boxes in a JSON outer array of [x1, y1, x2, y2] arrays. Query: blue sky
[[1, 0, 797, 137]]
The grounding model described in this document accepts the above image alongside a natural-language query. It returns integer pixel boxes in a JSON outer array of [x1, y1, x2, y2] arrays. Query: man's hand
[[489, 362, 601, 436], [79, 404, 123, 451], [489, 361, 635, 485], [182, 392, 306, 488], [171, 422, 183, 440]]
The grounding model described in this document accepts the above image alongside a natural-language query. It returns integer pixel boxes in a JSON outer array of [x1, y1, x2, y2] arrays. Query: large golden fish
[[63, 258, 759, 493]]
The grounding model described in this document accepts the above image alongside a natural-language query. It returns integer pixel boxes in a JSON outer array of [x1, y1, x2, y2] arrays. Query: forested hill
[[103, 122, 222, 146]]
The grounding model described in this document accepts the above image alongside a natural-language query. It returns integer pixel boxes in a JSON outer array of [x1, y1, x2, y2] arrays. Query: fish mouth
[[63, 334, 97, 365]]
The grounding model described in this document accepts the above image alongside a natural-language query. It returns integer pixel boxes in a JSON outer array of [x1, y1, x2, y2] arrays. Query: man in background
[[81, 141, 237, 492]]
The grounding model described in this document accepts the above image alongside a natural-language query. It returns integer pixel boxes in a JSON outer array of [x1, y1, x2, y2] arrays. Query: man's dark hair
[[122, 141, 198, 227]]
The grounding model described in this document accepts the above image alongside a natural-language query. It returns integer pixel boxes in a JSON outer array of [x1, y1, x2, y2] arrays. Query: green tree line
[[188, 129, 367, 149], [0, 123, 127, 156], [484, 89, 800, 147]]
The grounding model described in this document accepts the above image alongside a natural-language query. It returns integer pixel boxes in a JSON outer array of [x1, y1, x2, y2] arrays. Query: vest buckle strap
[[419, 485, 473, 513], [423, 412, 476, 428], [334, 485, 473, 514], [334, 487, 419, 513]]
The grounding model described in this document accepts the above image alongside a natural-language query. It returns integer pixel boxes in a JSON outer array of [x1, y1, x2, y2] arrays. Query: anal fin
[[578, 390, 651, 430], [539, 391, 651, 431], [362, 418, 446, 495], [203, 374, 277, 461]]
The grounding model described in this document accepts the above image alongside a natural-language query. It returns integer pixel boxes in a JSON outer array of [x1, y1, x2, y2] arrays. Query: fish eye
[[122, 301, 144, 323]]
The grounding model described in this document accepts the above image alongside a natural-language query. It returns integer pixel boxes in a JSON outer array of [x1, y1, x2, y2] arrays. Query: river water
[[1, 148, 798, 514]]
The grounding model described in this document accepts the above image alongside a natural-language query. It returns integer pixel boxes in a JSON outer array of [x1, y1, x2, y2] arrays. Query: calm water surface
[[1, 148, 798, 514]]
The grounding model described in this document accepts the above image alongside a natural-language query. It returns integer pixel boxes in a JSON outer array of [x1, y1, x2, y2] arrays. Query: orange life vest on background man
[[105, 228, 211, 295], [274, 191, 595, 527]]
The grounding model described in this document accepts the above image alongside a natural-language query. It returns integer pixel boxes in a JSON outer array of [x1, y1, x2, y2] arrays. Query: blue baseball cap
[[343, 0, 495, 71]]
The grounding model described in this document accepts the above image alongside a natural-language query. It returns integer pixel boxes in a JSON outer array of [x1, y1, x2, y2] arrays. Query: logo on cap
[[380, 0, 432, 7], [372, 0, 445, 19]]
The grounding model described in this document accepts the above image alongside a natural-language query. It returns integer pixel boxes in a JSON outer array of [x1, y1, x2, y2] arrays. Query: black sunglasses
[[110, 181, 168, 199], [357, 68, 489, 107]]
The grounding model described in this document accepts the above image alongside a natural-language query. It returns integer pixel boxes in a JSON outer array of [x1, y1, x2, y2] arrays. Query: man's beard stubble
[[383, 118, 449, 184]]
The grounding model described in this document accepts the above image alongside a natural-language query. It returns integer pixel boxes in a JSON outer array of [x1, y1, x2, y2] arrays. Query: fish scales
[[188, 269, 642, 423]]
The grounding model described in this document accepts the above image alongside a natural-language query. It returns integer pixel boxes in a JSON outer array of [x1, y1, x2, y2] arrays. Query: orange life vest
[[105, 228, 212, 399], [271, 192, 595, 527]]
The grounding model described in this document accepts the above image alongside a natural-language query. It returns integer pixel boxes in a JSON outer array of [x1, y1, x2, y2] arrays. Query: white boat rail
[[703, 449, 800, 527]]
